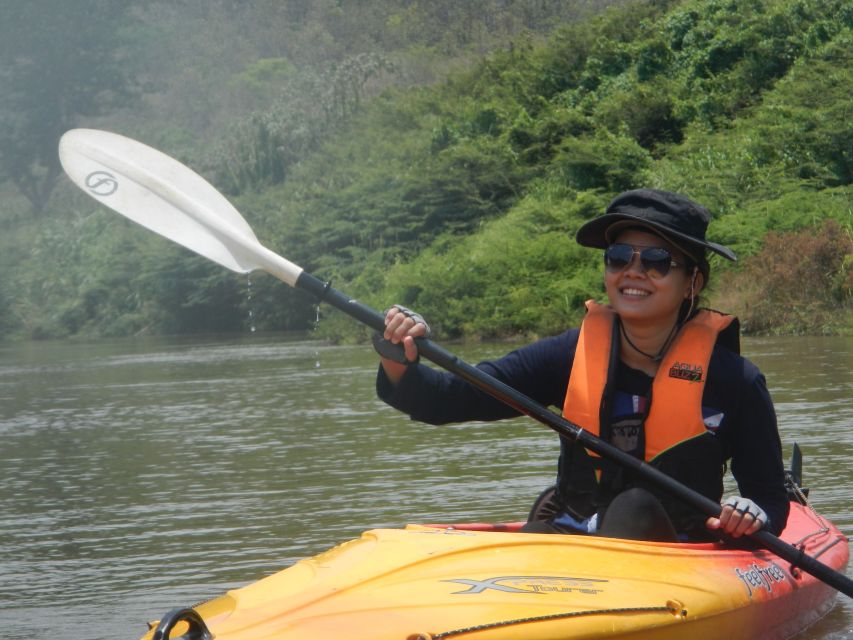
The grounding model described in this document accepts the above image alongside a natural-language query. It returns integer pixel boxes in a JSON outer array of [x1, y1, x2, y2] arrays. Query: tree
[[210, 52, 396, 195], [0, 0, 141, 214]]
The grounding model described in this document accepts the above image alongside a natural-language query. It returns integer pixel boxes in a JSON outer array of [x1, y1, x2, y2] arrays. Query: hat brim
[[576, 213, 737, 262]]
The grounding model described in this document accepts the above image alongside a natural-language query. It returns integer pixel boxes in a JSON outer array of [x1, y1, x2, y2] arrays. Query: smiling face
[[604, 228, 701, 329]]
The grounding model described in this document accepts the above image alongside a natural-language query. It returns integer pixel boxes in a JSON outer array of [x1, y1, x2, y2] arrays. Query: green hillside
[[1, 0, 850, 340], [267, 0, 853, 339]]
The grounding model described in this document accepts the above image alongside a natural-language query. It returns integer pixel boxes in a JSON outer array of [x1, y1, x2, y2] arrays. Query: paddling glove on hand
[[708, 496, 768, 538], [372, 332, 414, 364], [388, 305, 431, 337], [373, 305, 431, 364], [724, 496, 768, 524]]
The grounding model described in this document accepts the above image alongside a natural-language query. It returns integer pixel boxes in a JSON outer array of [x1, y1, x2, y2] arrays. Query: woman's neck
[[618, 318, 680, 375]]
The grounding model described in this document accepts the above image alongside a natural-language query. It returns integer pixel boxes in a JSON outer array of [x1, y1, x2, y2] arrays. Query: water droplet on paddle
[[312, 303, 321, 367], [247, 275, 257, 333]]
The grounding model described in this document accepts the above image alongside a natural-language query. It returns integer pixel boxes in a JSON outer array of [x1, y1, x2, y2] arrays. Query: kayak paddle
[[58, 128, 853, 599]]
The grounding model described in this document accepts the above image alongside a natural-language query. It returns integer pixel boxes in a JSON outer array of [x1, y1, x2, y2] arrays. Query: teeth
[[622, 288, 650, 297]]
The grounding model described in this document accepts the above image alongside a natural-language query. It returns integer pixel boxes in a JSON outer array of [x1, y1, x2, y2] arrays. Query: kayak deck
[[143, 502, 848, 640]]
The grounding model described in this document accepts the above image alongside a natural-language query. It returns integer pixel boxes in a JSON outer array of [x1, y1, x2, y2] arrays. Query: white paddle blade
[[58, 129, 302, 283]]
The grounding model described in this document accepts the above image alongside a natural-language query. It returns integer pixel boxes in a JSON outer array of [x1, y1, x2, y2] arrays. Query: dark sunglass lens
[[640, 247, 672, 277], [604, 244, 633, 270]]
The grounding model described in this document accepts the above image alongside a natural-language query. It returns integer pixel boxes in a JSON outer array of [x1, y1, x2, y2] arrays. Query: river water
[[0, 334, 850, 639]]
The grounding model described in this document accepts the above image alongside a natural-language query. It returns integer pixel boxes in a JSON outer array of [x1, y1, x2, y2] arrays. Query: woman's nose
[[623, 250, 646, 275]]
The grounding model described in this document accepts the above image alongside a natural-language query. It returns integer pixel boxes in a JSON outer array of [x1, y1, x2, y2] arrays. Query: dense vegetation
[[0, 0, 850, 341]]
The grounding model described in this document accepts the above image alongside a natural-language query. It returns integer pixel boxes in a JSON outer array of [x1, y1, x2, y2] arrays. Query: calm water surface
[[0, 334, 850, 639]]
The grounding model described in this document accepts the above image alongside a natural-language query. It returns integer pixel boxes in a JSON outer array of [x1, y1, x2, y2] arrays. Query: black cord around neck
[[619, 318, 680, 363]]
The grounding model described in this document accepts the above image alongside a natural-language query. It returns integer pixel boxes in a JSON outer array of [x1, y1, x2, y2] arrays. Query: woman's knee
[[599, 488, 678, 542]]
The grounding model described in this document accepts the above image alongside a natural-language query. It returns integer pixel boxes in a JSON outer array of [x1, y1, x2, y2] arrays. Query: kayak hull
[[143, 503, 848, 640]]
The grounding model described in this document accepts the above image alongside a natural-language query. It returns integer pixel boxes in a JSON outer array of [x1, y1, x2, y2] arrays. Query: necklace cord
[[619, 319, 681, 362]]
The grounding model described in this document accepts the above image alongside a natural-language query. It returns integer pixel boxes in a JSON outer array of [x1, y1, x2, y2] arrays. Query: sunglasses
[[604, 243, 682, 279]]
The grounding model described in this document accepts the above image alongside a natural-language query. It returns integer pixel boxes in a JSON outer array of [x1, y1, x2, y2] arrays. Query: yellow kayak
[[143, 502, 848, 640]]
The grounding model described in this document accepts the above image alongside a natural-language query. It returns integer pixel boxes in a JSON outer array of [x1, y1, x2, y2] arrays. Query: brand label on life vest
[[669, 361, 704, 382]]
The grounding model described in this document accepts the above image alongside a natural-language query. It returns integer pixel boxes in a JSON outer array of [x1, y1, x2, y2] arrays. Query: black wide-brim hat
[[576, 189, 737, 262]]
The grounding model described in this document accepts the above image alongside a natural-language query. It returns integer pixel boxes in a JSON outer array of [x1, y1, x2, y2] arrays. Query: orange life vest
[[563, 300, 735, 462]]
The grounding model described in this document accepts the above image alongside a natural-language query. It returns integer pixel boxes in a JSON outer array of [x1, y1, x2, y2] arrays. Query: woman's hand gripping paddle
[[58, 128, 853, 600]]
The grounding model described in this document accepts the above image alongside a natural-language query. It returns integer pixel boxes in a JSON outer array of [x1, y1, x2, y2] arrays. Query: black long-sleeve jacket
[[377, 328, 790, 536]]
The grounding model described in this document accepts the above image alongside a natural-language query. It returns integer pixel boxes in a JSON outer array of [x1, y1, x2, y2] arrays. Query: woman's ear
[[686, 267, 704, 299]]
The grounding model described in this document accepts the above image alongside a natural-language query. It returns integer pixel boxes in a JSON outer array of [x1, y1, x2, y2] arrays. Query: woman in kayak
[[374, 188, 789, 542]]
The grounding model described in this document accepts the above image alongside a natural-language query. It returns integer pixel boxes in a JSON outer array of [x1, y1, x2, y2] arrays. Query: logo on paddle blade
[[85, 171, 118, 196], [444, 575, 606, 595]]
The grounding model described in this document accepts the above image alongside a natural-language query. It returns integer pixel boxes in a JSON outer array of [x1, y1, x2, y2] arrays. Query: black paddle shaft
[[296, 271, 853, 599]]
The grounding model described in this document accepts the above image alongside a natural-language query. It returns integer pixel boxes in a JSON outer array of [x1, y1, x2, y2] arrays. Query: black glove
[[372, 305, 431, 364]]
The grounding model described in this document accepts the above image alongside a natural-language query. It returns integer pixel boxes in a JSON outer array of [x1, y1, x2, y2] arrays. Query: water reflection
[[0, 335, 849, 640]]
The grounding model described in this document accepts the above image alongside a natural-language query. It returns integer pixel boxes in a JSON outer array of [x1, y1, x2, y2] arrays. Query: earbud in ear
[[686, 267, 699, 303]]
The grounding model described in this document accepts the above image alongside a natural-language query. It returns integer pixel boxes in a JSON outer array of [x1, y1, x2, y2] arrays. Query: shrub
[[713, 219, 852, 334]]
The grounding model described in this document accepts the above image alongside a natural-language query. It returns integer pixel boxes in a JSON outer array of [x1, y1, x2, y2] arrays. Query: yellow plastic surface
[[142, 503, 848, 640]]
